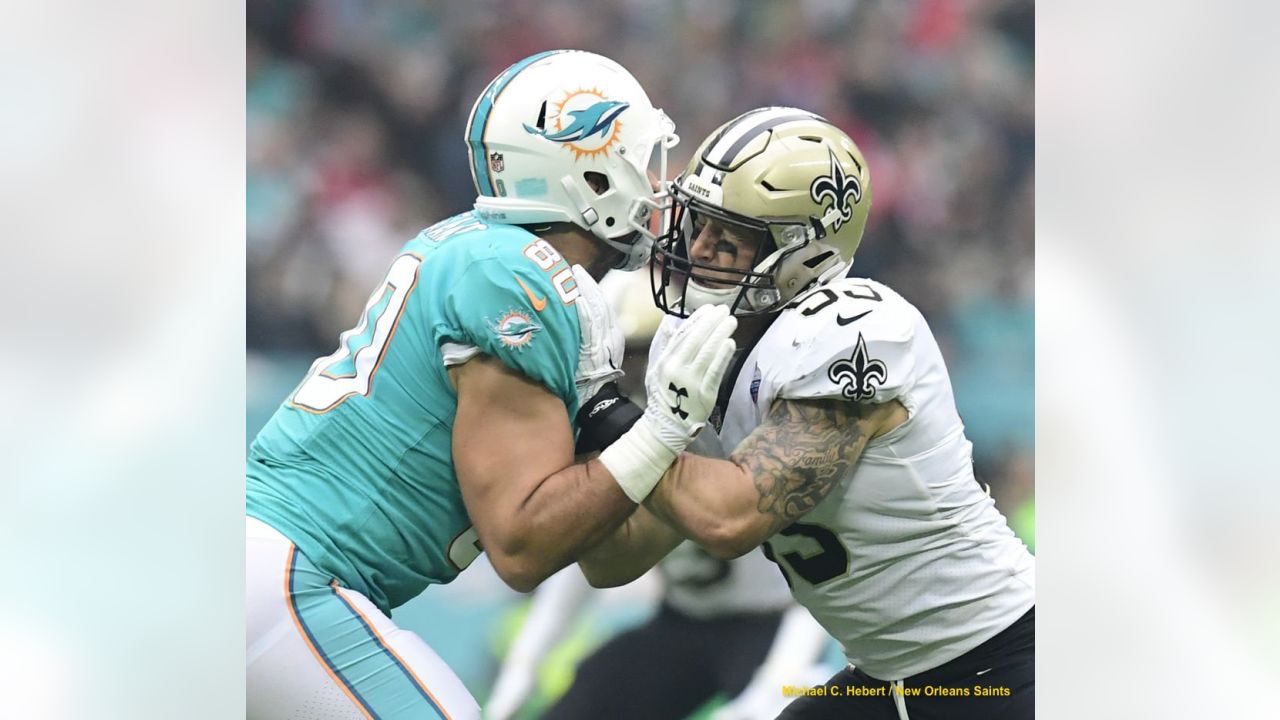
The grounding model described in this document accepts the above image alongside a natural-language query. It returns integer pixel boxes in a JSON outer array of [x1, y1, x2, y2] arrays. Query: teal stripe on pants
[[288, 547, 448, 720]]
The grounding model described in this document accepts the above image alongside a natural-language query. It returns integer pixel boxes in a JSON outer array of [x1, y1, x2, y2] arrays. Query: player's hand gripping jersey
[[653, 275, 1035, 680], [248, 212, 585, 615]]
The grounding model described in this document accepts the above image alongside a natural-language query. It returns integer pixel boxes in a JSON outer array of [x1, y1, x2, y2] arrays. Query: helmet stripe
[[701, 107, 772, 164], [466, 50, 563, 196], [710, 110, 817, 169], [698, 107, 772, 171]]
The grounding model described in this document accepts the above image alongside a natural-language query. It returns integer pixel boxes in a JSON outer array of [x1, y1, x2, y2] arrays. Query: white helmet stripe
[[695, 159, 719, 187], [690, 107, 768, 178], [706, 107, 818, 168], [702, 107, 775, 165]]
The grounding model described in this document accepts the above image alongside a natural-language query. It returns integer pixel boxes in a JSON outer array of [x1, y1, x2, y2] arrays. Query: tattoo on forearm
[[731, 398, 872, 531]]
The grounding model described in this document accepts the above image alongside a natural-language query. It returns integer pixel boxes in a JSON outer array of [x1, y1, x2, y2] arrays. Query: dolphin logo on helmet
[[524, 100, 630, 143], [465, 51, 678, 271]]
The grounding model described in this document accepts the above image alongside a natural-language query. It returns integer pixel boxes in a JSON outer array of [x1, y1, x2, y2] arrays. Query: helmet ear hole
[[584, 171, 610, 195], [604, 217, 615, 227]]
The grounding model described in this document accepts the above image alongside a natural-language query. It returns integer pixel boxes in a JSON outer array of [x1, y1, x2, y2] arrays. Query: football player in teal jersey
[[246, 50, 737, 720]]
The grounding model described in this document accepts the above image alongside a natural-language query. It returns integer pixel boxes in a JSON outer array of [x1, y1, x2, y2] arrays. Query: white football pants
[[246, 517, 480, 720]]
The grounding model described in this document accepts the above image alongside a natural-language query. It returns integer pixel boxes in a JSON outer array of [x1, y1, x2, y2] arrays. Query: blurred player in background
[[245, 49, 742, 720], [580, 108, 1036, 719], [487, 516, 830, 720]]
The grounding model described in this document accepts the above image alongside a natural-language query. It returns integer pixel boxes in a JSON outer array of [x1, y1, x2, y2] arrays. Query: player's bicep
[[729, 397, 883, 533], [447, 255, 582, 415], [452, 355, 575, 547]]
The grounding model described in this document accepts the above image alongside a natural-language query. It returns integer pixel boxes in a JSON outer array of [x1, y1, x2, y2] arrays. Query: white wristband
[[598, 418, 678, 503]]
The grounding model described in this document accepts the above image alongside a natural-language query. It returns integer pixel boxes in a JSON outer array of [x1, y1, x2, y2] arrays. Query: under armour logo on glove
[[668, 382, 690, 419]]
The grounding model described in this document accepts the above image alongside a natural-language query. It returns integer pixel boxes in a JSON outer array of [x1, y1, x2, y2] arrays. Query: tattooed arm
[[577, 396, 906, 580], [644, 396, 907, 559]]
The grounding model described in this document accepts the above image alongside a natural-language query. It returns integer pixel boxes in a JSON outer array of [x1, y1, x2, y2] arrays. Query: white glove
[[599, 304, 737, 502], [643, 315, 679, 409], [644, 303, 736, 443], [571, 264, 625, 409]]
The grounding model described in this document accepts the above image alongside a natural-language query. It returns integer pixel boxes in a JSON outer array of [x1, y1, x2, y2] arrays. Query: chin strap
[[682, 280, 739, 314], [559, 175, 599, 227], [817, 259, 849, 284], [560, 175, 654, 271]]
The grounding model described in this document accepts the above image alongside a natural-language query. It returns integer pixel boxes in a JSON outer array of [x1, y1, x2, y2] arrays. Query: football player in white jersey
[[578, 108, 1035, 719]]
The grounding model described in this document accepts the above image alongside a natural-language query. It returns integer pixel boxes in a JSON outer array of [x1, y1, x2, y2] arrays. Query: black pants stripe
[[777, 607, 1034, 720]]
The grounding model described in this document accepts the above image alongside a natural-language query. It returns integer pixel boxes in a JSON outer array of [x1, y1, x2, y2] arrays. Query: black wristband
[[575, 382, 643, 455]]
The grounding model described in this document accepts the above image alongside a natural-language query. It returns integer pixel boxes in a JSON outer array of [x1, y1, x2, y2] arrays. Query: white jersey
[[654, 275, 1035, 680]]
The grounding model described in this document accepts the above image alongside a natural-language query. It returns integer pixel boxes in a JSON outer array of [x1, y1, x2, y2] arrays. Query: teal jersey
[[247, 212, 583, 614]]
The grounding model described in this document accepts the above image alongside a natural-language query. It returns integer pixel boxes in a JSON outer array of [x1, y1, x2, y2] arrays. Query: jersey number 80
[[290, 254, 422, 413]]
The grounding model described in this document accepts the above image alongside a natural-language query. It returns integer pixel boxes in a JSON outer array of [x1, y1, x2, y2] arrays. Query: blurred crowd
[[247, 0, 1034, 537]]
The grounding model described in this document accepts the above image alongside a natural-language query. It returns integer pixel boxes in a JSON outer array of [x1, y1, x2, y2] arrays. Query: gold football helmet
[[653, 107, 872, 316]]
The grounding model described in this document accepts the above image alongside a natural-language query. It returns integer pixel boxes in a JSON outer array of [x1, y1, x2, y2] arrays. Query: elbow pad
[[574, 382, 643, 455]]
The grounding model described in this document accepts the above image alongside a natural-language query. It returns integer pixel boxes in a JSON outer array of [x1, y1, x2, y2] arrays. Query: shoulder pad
[[447, 236, 584, 412], [762, 278, 921, 404]]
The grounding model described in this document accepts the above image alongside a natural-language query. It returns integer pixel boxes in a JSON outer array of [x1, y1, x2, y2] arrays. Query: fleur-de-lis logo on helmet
[[809, 147, 863, 233], [826, 333, 887, 401]]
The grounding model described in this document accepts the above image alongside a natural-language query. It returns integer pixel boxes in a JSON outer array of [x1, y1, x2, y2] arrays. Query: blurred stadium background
[[246, 0, 1033, 715]]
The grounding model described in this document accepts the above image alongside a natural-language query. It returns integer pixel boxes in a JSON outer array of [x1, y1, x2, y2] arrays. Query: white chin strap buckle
[[560, 176, 599, 227]]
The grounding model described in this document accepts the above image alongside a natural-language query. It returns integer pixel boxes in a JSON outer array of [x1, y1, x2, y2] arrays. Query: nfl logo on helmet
[[489, 152, 505, 173]]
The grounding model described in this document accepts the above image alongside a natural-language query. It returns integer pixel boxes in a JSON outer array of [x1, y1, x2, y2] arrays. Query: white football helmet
[[466, 50, 679, 270], [653, 107, 873, 317]]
